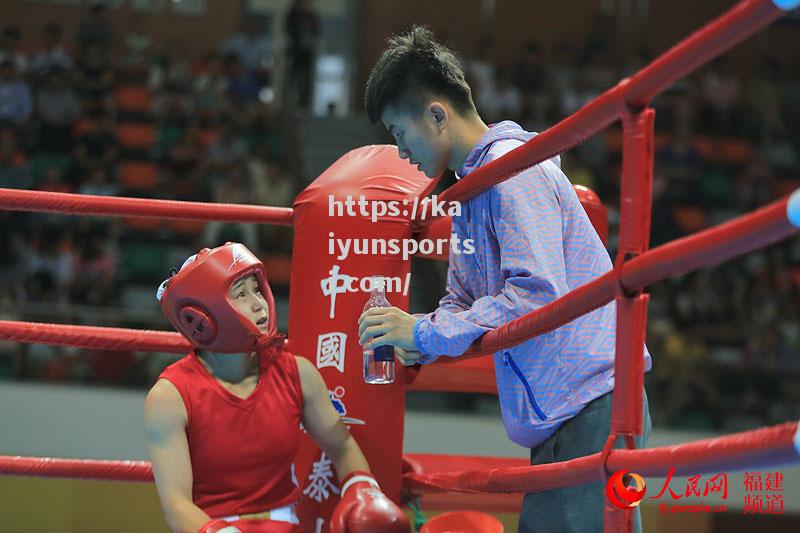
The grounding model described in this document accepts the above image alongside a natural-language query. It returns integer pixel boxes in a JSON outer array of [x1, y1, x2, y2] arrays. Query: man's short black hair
[[365, 25, 476, 124]]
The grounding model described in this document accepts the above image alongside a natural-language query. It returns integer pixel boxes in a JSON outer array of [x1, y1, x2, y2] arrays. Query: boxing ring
[[2, 0, 800, 531]]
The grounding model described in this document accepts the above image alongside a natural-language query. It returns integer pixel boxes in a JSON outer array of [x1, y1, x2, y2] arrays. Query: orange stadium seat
[[72, 118, 93, 137], [717, 138, 754, 166], [115, 86, 152, 114], [198, 128, 220, 148], [117, 123, 155, 151], [672, 205, 708, 233], [120, 162, 159, 191], [691, 135, 717, 163]]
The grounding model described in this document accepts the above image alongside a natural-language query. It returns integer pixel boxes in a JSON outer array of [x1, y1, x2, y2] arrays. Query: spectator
[[204, 160, 258, 250], [465, 38, 496, 118], [0, 129, 32, 189], [25, 344, 76, 382], [35, 163, 74, 194], [124, 18, 152, 68], [36, 66, 82, 152], [152, 89, 193, 157], [249, 143, 293, 251], [746, 57, 787, 143], [484, 67, 523, 124], [656, 123, 704, 183], [29, 23, 72, 82], [204, 119, 248, 186], [73, 112, 119, 180], [513, 42, 546, 96], [81, 347, 139, 385], [249, 143, 293, 208], [582, 46, 616, 93], [242, 102, 284, 159], [656, 327, 723, 430], [513, 42, 548, 127], [19, 222, 76, 382], [164, 125, 208, 201], [70, 223, 118, 306], [23, 223, 74, 305], [648, 174, 678, 247], [783, 59, 800, 154], [735, 156, 774, 210], [153, 86, 194, 122], [623, 47, 654, 78], [78, 167, 117, 197], [0, 60, 33, 126], [0, 25, 28, 73], [191, 53, 231, 123], [284, 0, 320, 108], [653, 83, 698, 137], [73, 43, 115, 115], [0, 212, 25, 301], [547, 42, 578, 96], [76, 2, 115, 53], [220, 17, 274, 87], [558, 70, 599, 117], [699, 57, 743, 136], [223, 53, 261, 105], [149, 46, 193, 94]]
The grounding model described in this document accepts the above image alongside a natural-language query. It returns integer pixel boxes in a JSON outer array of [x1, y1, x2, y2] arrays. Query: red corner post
[[604, 109, 655, 533]]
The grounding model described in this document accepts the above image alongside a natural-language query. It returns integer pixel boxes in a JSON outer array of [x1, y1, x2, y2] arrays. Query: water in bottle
[[362, 276, 395, 384]]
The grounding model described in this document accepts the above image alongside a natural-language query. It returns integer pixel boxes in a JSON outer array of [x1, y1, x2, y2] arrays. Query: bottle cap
[[368, 275, 386, 292]]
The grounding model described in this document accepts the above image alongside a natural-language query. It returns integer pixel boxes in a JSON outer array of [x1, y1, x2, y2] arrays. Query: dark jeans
[[519, 389, 652, 533]]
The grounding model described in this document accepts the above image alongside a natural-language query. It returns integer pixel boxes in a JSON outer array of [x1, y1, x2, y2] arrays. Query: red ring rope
[[1, 2, 798, 531]]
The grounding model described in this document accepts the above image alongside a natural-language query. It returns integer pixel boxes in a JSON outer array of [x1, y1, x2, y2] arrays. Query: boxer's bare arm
[[296, 357, 370, 478], [145, 379, 211, 533]]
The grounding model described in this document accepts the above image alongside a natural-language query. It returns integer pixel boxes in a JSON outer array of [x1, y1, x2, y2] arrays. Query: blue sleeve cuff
[[413, 317, 426, 354], [414, 315, 441, 365]]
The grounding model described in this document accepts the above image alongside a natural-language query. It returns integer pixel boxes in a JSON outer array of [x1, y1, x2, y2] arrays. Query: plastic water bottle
[[362, 276, 395, 384]]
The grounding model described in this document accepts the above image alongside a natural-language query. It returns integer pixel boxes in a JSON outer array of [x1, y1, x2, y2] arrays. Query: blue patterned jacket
[[413, 121, 652, 448]]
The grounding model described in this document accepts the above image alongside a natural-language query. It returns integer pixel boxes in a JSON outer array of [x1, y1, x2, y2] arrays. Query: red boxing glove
[[330, 471, 411, 533], [198, 519, 242, 533]]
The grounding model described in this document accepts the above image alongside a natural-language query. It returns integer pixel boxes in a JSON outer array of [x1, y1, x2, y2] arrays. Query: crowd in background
[[1, 2, 799, 435], [0, 2, 309, 384]]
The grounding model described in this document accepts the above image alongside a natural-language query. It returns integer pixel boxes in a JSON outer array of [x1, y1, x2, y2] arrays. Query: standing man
[[357, 26, 652, 533], [284, 0, 320, 108]]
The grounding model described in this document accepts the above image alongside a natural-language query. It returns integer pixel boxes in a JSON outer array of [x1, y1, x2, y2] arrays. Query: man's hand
[[357, 307, 419, 352]]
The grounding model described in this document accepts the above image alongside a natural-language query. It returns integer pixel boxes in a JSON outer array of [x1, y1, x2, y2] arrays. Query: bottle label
[[373, 345, 394, 362]]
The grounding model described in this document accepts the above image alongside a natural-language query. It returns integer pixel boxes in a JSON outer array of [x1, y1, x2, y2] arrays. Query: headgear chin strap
[[157, 242, 280, 354]]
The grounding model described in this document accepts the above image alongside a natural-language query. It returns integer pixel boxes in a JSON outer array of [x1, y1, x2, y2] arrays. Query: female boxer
[[145, 242, 409, 533]]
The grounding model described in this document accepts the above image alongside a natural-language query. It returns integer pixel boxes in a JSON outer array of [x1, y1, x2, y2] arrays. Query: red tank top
[[158, 349, 304, 518]]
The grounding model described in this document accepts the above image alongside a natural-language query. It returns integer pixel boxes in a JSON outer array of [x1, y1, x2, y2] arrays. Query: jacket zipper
[[504, 352, 547, 421]]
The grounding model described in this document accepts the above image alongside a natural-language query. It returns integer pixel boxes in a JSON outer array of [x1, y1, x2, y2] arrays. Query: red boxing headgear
[[157, 242, 278, 353]]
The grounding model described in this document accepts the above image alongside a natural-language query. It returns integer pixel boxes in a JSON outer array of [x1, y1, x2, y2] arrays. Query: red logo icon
[[606, 470, 647, 509]]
